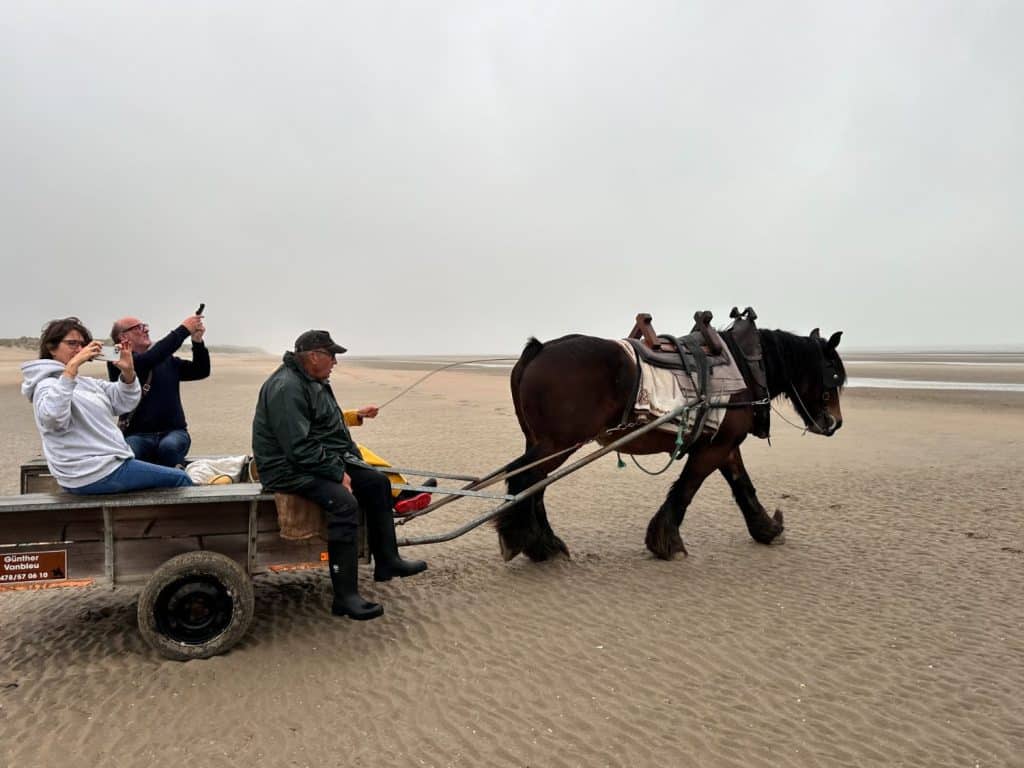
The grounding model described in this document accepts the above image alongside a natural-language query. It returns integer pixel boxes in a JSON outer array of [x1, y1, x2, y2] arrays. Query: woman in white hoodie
[[21, 317, 193, 495]]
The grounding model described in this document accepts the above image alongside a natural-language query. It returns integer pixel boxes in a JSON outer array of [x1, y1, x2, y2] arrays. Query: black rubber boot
[[366, 505, 428, 582], [327, 539, 384, 620]]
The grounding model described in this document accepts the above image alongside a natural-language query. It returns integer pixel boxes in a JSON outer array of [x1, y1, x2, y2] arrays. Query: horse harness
[[720, 307, 771, 438], [621, 308, 772, 454]]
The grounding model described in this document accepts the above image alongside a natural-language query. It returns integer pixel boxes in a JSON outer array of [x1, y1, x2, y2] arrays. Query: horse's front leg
[[719, 447, 785, 545], [645, 442, 732, 560]]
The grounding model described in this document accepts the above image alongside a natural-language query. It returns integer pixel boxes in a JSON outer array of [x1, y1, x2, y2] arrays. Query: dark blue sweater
[[107, 326, 210, 435]]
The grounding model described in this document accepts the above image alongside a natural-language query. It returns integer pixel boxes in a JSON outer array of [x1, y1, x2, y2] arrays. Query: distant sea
[[844, 378, 1024, 393], [840, 351, 1024, 392], [356, 351, 1024, 394]]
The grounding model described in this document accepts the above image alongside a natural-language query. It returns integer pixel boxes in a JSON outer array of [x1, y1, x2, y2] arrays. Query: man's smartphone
[[196, 303, 205, 316], [99, 345, 120, 362]]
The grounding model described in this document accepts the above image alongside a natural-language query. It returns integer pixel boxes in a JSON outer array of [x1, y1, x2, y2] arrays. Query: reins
[[376, 357, 519, 409], [778, 379, 836, 435], [775, 387, 814, 434], [359, 356, 585, 500]]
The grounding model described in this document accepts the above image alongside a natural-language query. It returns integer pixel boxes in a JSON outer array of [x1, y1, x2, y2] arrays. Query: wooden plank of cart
[[1, 404, 687, 661]]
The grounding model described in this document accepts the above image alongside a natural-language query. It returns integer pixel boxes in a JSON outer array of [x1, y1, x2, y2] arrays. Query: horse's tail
[[510, 337, 544, 441]]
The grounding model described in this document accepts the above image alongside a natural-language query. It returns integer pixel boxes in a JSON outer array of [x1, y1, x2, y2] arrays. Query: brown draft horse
[[497, 325, 846, 562]]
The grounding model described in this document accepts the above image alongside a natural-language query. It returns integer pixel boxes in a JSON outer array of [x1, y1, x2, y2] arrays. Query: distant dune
[[0, 337, 38, 350], [203, 344, 267, 355], [1, 338, 265, 355]]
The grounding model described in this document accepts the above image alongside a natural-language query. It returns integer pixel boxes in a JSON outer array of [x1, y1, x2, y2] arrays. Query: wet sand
[[1, 348, 1022, 767]]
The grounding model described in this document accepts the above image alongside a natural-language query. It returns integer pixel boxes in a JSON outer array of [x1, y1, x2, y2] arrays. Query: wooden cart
[[1, 477, 332, 661]]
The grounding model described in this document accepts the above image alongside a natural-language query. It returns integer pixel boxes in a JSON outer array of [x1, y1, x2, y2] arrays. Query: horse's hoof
[[648, 542, 684, 560], [554, 537, 571, 560], [499, 536, 521, 562], [770, 508, 786, 544]]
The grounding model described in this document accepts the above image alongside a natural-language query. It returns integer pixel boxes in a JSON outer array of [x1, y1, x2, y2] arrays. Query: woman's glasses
[[61, 339, 87, 349]]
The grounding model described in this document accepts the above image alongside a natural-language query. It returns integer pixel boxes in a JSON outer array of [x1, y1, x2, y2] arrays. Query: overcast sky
[[3, 1, 1021, 354]]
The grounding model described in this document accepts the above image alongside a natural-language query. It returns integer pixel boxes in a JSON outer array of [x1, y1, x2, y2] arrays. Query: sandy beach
[[1, 347, 1022, 767]]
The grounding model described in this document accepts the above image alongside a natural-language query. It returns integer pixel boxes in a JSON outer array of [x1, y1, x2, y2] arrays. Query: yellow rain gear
[[343, 410, 405, 498]]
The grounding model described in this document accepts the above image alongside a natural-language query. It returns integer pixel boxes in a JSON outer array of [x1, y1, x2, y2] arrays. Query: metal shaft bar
[[391, 483, 515, 501], [376, 467, 482, 482], [397, 499, 519, 546], [394, 463, 514, 524], [397, 402, 691, 547]]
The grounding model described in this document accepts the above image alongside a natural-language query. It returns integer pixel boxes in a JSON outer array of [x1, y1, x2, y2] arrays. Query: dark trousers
[[296, 464, 391, 543]]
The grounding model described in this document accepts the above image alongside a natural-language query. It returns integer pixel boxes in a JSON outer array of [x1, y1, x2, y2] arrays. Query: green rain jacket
[[251, 352, 363, 493]]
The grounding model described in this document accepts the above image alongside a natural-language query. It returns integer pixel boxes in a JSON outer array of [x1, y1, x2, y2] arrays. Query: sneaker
[[394, 492, 432, 516]]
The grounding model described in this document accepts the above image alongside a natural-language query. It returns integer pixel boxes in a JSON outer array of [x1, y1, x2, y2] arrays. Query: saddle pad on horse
[[616, 339, 748, 436]]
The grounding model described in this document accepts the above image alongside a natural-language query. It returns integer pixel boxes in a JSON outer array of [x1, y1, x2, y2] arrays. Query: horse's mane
[[760, 329, 847, 397]]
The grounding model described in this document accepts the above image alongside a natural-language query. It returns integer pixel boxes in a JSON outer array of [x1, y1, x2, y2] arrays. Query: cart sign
[[0, 551, 68, 584]]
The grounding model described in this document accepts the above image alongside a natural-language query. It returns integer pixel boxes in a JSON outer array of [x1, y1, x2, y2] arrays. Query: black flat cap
[[294, 329, 347, 355]]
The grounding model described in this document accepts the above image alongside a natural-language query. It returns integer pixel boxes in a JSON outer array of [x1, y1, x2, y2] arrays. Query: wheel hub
[[154, 576, 234, 645]]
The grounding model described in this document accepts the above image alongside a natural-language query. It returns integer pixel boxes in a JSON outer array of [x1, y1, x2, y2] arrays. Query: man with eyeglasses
[[107, 311, 209, 468], [252, 329, 427, 621]]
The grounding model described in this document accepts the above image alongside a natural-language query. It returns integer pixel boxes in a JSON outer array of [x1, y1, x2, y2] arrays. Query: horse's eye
[[823, 392, 831, 402]]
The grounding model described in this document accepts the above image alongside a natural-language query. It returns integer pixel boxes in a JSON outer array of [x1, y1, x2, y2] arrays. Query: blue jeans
[[126, 429, 191, 468], [66, 459, 194, 495]]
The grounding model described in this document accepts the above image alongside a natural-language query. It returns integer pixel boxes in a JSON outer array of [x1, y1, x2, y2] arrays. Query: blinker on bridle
[[821, 360, 840, 393], [784, 346, 841, 433]]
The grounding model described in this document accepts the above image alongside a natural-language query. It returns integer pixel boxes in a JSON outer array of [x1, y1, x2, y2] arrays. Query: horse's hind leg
[[498, 445, 572, 562], [718, 447, 785, 545], [522, 489, 569, 561], [497, 450, 538, 562]]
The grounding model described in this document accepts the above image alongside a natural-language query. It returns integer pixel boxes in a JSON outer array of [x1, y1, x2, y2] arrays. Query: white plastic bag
[[184, 455, 250, 485]]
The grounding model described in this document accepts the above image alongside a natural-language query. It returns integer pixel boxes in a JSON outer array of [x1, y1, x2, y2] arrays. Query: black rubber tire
[[137, 551, 254, 661]]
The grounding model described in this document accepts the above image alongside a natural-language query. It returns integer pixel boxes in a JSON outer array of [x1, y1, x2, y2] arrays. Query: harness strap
[[666, 334, 712, 458], [721, 327, 771, 438]]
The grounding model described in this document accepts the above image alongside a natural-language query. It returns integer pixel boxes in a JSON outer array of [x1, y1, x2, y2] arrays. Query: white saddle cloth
[[616, 339, 748, 435]]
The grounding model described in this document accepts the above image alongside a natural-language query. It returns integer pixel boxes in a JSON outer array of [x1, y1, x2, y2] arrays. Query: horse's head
[[790, 328, 845, 436]]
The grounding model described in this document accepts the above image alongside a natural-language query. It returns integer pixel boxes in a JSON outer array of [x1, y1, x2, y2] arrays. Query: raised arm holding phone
[[108, 306, 211, 467], [20, 316, 193, 494]]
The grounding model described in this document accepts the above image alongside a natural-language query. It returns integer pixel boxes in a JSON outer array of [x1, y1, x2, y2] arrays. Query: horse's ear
[[828, 331, 843, 349], [809, 328, 821, 340]]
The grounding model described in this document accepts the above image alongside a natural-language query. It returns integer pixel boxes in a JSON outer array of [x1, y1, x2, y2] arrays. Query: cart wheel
[[137, 551, 254, 661]]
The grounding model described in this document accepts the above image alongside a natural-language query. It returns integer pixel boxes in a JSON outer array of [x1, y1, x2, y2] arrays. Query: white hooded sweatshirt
[[21, 359, 141, 489]]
